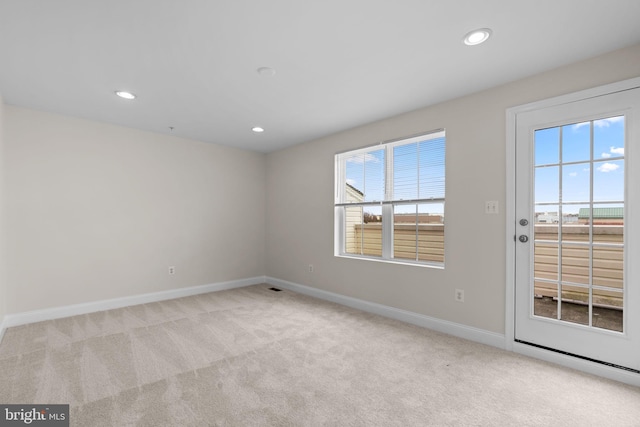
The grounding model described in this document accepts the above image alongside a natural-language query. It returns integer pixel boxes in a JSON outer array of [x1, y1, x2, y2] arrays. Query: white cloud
[[346, 153, 379, 164], [595, 116, 624, 128], [610, 146, 624, 155], [597, 163, 620, 173], [568, 172, 578, 177], [346, 178, 356, 186], [571, 116, 623, 131], [601, 152, 612, 158]]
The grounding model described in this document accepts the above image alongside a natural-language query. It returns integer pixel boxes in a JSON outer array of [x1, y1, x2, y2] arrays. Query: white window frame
[[334, 129, 446, 268]]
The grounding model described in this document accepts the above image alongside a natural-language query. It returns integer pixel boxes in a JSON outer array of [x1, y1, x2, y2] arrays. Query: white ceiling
[[1, 1, 640, 153]]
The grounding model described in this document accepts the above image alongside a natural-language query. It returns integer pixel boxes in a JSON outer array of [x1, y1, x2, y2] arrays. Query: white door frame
[[506, 76, 640, 387]]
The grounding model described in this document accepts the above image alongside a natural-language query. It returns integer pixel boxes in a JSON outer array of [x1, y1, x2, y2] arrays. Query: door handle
[[519, 235, 529, 243]]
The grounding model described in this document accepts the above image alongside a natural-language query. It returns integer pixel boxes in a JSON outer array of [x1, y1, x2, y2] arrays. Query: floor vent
[[269, 287, 282, 292]]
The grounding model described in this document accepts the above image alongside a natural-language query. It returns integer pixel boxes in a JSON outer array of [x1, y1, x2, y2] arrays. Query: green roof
[[578, 207, 623, 219]]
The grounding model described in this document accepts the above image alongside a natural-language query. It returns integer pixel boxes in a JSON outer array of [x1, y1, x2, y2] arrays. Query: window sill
[[335, 254, 444, 270]]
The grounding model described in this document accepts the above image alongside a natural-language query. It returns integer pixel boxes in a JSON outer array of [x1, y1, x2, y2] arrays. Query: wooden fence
[[534, 224, 623, 308], [347, 223, 444, 263], [347, 223, 624, 308]]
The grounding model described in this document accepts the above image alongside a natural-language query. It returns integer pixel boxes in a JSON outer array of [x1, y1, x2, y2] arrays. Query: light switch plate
[[485, 200, 499, 214]]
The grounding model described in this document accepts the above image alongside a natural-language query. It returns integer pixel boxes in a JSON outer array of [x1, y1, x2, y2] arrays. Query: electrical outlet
[[455, 289, 465, 302], [308, 264, 314, 273], [168, 266, 176, 275]]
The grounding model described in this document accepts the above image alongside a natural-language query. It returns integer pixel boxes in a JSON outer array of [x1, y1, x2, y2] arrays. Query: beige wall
[[2, 44, 639, 332], [0, 94, 5, 323], [265, 43, 640, 335], [4, 106, 266, 313]]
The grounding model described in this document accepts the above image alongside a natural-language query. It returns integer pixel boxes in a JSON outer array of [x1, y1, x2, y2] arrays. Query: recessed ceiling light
[[252, 127, 265, 133], [115, 90, 136, 100], [463, 28, 492, 46], [257, 67, 276, 76]]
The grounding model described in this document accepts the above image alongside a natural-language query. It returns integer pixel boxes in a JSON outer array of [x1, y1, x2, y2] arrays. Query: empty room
[[1, 1, 640, 426]]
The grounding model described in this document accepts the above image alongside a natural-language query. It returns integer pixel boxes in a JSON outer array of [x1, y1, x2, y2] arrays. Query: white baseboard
[[266, 276, 506, 349], [267, 278, 640, 386], [1, 276, 267, 331], [1, 275, 504, 351], [0, 317, 6, 345], [3, 274, 637, 387]]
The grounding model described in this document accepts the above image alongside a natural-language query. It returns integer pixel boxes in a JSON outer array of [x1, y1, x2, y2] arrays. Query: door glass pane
[[594, 116, 624, 161], [535, 127, 559, 165], [594, 160, 624, 201], [533, 115, 625, 332], [562, 163, 590, 202], [593, 289, 623, 332], [560, 285, 589, 326], [535, 166, 559, 203], [562, 122, 590, 163], [592, 203, 624, 243], [534, 281, 558, 319], [561, 245, 589, 285], [593, 246, 623, 287], [534, 205, 558, 241], [534, 243, 558, 281], [561, 204, 587, 242]]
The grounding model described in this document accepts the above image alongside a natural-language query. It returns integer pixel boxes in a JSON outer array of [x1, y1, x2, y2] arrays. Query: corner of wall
[[0, 93, 6, 342]]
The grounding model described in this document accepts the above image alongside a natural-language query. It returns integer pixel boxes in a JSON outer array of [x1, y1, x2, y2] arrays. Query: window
[[334, 130, 445, 266]]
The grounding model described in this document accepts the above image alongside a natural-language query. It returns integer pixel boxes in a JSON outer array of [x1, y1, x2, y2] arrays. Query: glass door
[[515, 87, 640, 371]]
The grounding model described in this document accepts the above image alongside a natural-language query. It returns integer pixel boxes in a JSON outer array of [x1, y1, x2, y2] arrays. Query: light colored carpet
[[1, 284, 639, 426]]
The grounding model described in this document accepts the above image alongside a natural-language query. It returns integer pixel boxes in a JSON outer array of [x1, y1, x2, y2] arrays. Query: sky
[[534, 115, 625, 217], [340, 117, 624, 221], [342, 137, 445, 215]]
